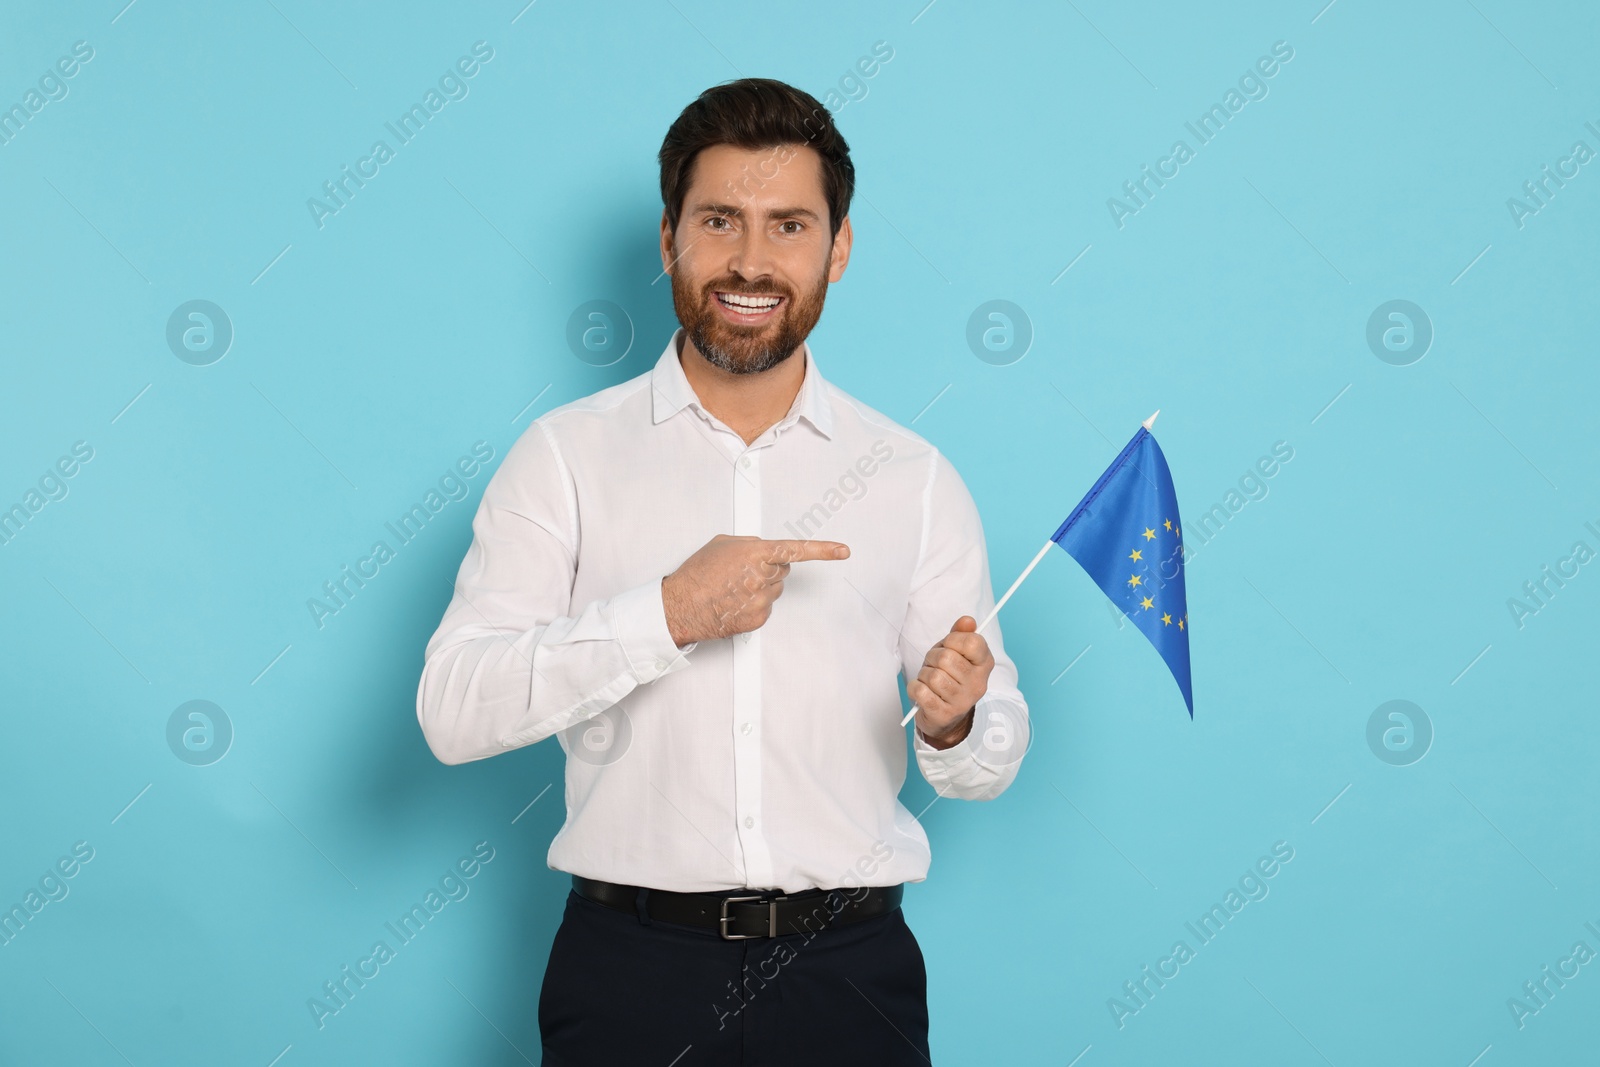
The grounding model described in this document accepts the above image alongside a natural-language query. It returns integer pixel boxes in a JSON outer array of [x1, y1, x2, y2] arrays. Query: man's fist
[[662, 534, 850, 647], [910, 616, 994, 748]]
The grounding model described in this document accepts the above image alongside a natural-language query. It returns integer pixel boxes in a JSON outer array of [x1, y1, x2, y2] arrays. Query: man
[[416, 77, 1030, 1065]]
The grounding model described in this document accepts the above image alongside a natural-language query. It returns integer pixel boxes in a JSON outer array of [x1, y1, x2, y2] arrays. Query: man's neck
[[677, 332, 806, 446]]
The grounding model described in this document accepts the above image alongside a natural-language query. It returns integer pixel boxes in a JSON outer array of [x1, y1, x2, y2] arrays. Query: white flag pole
[[900, 409, 1161, 730]]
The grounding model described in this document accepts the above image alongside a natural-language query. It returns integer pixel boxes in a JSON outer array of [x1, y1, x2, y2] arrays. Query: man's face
[[661, 143, 852, 375]]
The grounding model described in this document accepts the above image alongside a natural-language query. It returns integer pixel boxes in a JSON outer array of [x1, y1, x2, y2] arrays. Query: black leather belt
[[572, 875, 903, 940]]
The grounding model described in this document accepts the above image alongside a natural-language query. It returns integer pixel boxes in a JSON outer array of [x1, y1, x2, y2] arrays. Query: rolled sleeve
[[912, 693, 1030, 800]]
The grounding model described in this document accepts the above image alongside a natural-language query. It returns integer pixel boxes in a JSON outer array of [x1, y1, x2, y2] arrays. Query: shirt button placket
[[731, 445, 772, 888]]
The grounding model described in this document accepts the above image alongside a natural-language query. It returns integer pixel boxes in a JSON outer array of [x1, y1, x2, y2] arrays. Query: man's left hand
[[910, 615, 994, 749]]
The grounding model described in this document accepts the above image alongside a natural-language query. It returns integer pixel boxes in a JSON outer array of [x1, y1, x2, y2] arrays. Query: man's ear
[[659, 210, 676, 276], [827, 214, 852, 283]]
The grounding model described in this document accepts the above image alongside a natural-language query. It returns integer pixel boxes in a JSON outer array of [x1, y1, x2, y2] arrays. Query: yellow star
[[1127, 574, 1142, 588], [1140, 596, 1154, 609], [1142, 527, 1156, 541], [1129, 548, 1143, 561], [1175, 526, 1181, 539], [1177, 618, 1184, 631], [1163, 519, 1172, 531], [1161, 612, 1172, 625]]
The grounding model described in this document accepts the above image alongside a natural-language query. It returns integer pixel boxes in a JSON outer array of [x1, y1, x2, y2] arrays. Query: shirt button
[[741, 722, 752, 735], [653, 659, 668, 671], [739, 456, 751, 469], [744, 816, 754, 828]]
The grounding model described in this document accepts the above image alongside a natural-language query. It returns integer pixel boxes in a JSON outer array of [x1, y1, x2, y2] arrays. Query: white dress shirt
[[416, 326, 1031, 893]]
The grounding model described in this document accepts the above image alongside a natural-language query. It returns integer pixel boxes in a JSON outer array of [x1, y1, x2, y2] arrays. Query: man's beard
[[669, 249, 830, 375]]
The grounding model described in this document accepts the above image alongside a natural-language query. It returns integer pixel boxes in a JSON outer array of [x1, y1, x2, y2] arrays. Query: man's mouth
[[714, 291, 784, 321]]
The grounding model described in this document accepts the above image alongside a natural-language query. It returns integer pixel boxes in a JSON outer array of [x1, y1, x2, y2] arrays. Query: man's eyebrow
[[691, 202, 822, 223]]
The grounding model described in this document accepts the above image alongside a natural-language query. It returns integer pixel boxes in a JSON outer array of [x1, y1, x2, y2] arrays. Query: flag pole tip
[[1142, 409, 1160, 430]]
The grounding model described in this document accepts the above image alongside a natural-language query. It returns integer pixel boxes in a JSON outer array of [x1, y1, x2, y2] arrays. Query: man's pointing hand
[[662, 534, 850, 646]]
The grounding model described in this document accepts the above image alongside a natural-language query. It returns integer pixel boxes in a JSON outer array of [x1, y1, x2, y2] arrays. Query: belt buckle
[[718, 892, 787, 940]]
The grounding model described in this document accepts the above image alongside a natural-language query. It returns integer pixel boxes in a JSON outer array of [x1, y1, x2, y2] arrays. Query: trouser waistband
[[571, 875, 904, 939]]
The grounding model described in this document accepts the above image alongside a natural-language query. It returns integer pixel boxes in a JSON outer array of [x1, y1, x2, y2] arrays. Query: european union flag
[[1051, 425, 1193, 717]]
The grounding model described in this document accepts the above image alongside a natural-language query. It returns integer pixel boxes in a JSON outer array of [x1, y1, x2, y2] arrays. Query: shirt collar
[[650, 326, 835, 441]]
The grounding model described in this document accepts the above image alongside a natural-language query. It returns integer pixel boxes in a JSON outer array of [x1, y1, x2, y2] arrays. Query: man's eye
[[708, 217, 729, 230], [781, 220, 802, 234]]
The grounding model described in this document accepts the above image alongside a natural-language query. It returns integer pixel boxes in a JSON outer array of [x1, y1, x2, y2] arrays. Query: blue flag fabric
[[1051, 426, 1193, 717]]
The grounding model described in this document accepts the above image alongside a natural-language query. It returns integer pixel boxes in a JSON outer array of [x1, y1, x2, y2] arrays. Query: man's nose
[[727, 226, 777, 280]]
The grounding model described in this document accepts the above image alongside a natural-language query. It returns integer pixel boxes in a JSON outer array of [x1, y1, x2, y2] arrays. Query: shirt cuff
[[610, 577, 695, 683]]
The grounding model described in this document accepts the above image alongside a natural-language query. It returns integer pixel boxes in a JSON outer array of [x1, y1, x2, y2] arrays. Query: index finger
[[760, 539, 851, 563]]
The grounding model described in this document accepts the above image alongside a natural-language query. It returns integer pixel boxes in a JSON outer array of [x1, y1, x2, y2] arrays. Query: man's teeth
[[717, 292, 781, 310]]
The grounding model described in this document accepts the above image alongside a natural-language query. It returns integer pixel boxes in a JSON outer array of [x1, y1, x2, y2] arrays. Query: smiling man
[[417, 77, 1031, 1066]]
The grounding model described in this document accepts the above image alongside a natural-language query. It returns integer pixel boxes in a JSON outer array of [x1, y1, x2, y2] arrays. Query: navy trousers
[[537, 887, 932, 1065]]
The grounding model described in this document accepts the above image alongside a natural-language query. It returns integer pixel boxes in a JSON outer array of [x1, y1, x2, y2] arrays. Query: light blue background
[[3, 1, 1597, 1063]]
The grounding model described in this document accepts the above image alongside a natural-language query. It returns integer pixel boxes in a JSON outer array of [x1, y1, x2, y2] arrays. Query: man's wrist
[[661, 575, 691, 649], [921, 706, 975, 750]]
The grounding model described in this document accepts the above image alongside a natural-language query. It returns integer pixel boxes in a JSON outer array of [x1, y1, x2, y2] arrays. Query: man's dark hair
[[658, 77, 854, 243]]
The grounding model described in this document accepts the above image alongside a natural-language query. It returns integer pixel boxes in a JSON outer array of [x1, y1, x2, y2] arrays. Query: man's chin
[[701, 338, 791, 374], [713, 350, 781, 375]]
